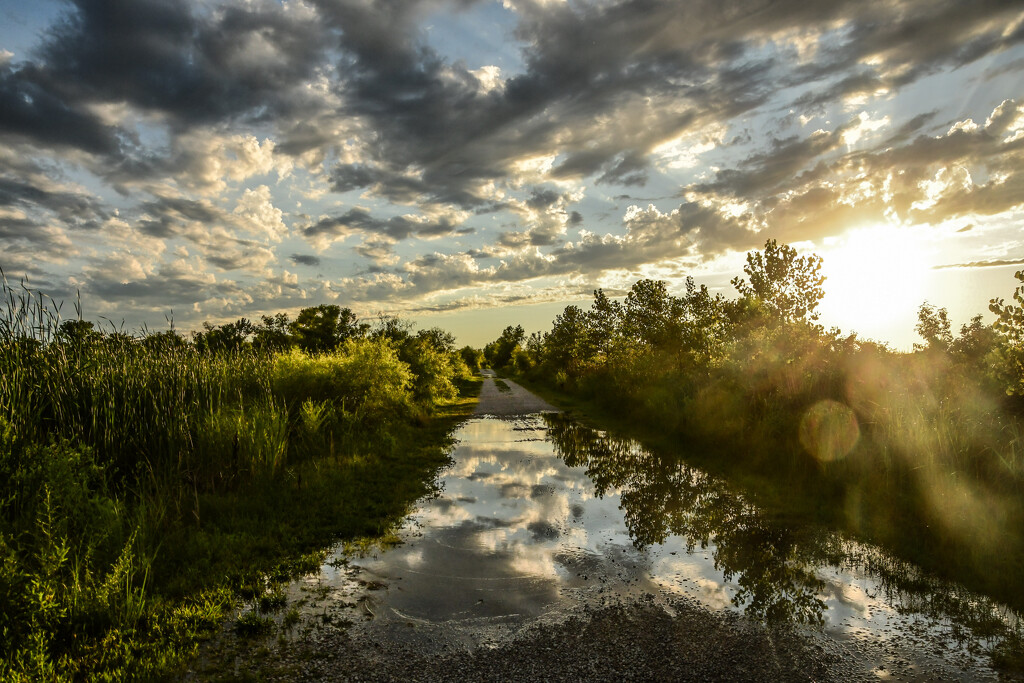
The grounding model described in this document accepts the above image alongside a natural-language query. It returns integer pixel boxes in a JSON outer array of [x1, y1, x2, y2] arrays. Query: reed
[[0, 274, 467, 679]]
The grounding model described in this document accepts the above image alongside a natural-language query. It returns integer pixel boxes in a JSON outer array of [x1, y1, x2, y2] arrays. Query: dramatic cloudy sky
[[1, 0, 1023, 346]]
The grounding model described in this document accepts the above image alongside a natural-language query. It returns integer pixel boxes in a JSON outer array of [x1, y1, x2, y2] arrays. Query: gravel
[[473, 371, 559, 416], [202, 594, 861, 682]]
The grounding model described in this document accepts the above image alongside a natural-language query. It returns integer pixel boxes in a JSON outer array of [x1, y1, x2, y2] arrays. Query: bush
[[271, 340, 413, 415]]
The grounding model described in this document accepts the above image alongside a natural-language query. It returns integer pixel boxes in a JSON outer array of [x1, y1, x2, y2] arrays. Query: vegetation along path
[[198, 373, 1021, 681]]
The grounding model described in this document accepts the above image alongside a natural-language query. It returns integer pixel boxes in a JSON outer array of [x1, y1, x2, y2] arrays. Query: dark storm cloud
[[304, 207, 466, 243], [84, 264, 239, 304], [0, 62, 123, 155], [526, 189, 562, 210], [0, 176, 109, 228], [697, 128, 843, 198], [137, 196, 225, 238], [3, 0, 1024, 319], [305, 0, 1022, 213], [290, 254, 321, 267], [38, 0, 330, 126], [0, 0, 331, 170]]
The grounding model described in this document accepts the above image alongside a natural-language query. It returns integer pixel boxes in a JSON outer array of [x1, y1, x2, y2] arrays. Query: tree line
[[484, 239, 1024, 614]]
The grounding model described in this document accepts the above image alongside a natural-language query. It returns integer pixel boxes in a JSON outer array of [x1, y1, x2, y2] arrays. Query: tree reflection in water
[[542, 413, 1022, 660]]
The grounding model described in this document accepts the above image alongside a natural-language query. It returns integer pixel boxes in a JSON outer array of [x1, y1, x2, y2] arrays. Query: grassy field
[[0, 281, 479, 680]]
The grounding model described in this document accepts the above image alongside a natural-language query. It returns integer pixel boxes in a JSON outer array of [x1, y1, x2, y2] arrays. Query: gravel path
[[473, 369, 559, 416], [208, 595, 857, 682]]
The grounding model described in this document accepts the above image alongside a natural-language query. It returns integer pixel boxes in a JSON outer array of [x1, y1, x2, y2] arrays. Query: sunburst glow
[[818, 225, 932, 342]]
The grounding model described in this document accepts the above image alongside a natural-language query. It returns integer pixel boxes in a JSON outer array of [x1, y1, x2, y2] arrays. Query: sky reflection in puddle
[[297, 415, 1018, 679]]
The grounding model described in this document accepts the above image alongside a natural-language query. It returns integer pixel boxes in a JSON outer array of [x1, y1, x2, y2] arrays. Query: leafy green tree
[[253, 313, 293, 352], [544, 305, 595, 375], [484, 325, 525, 369], [56, 319, 100, 345], [951, 314, 998, 366], [989, 269, 1024, 394], [415, 327, 457, 355], [141, 329, 188, 352], [678, 277, 731, 367], [371, 315, 414, 344], [621, 279, 686, 349], [732, 239, 824, 323], [587, 288, 623, 357], [459, 345, 484, 372], [289, 305, 363, 354], [192, 318, 254, 353], [914, 302, 953, 352]]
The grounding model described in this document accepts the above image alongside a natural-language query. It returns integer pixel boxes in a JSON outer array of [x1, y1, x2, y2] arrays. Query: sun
[[817, 225, 932, 340]]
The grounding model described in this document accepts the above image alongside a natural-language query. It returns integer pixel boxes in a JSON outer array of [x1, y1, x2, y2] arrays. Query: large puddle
[[283, 414, 1021, 679]]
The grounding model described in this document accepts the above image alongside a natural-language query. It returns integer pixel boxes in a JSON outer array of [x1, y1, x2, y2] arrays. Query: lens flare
[[799, 400, 860, 463]]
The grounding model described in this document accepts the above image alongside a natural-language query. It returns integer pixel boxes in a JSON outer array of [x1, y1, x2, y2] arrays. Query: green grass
[[0, 278, 478, 680]]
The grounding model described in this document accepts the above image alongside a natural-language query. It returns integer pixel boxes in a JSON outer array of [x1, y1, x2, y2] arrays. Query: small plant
[[282, 606, 301, 630], [259, 589, 287, 612], [234, 610, 274, 637]]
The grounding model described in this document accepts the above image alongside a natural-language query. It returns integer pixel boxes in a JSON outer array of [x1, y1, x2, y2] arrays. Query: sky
[[1, 0, 1022, 348]]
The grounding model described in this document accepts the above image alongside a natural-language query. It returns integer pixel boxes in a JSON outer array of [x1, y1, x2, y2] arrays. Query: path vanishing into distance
[[474, 369, 559, 416], [192, 372, 1013, 682]]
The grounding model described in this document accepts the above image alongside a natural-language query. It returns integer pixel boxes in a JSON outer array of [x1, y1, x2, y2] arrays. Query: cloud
[[303, 206, 470, 250], [934, 258, 1024, 270], [1, 0, 1022, 330], [290, 253, 321, 267], [233, 185, 287, 242]]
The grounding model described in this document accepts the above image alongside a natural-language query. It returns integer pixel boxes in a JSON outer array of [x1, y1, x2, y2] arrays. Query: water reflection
[[543, 413, 1021, 660], [305, 414, 1019, 676], [549, 413, 843, 624]]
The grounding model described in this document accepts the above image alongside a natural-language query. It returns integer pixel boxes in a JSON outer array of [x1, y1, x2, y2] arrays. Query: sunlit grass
[[0, 276, 470, 679]]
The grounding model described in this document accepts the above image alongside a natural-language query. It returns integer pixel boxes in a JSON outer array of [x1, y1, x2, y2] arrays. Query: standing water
[[270, 411, 1020, 680]]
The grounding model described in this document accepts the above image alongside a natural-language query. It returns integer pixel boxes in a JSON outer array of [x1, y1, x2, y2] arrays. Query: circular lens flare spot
[[799, 400, 860, 463]]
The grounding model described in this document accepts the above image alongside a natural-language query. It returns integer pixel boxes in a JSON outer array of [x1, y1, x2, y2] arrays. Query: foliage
[[489, 240, 1024, 618], [0, 276, 469, 679], [915, 302, 953, 352], [731, 238, 825, 322], [990, 270, 1024, 395], [289, 304, 366, 354], [483, 324, 525, 369], [459, 345, 484, 373]]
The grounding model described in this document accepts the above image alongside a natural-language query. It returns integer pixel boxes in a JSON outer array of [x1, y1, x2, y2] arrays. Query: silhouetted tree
[[253, 313, 293, 352], [732, 239, 824, 323], [290, 305, 363, 354]]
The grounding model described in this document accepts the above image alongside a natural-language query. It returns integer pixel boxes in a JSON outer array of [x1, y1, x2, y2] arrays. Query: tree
[[415, 327, 457, 355], [289, 305, 363, 354], [459, 345, 484, 372], [253, 313, 293, 352], [192, 318, 254, 353], [732, 239, 825, 323], [678, 277, 731, 366], [56, 319, 100, 345], [544, 305, 595, 374], [914, 302, 952, 352], [621, 279, 686, 349], [484, 325, 525, 369], [989, 269, 1024, 395], [587, 288, 623, 357]]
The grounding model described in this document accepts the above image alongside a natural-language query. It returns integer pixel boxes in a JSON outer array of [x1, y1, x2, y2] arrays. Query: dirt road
[[473, 369, 559, 416]]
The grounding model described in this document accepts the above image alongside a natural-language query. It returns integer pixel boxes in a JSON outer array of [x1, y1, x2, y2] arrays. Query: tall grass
[[0, 275, 465, 679]]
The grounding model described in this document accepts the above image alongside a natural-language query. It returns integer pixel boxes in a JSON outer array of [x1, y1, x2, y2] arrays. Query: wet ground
[[190, 380, 1023, 681]]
